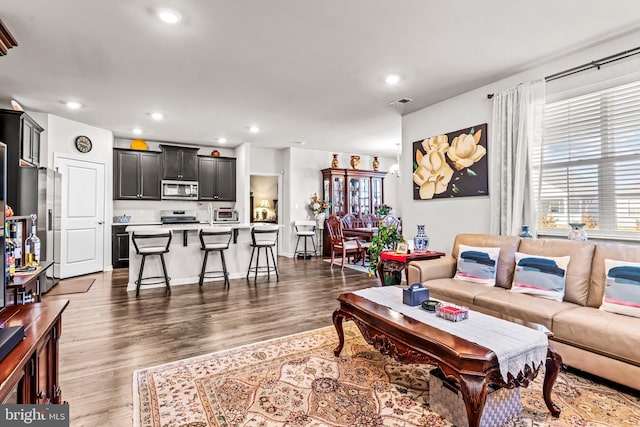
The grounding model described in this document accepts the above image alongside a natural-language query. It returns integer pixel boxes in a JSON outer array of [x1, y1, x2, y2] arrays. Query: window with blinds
[[534, 79, 640, 238]]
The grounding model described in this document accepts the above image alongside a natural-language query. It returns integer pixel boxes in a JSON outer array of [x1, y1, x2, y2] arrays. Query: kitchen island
[[124, 223, 280, 292]]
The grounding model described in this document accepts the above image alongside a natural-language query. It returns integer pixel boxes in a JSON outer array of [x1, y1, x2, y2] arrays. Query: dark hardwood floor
[[42, 256, 380, 427]]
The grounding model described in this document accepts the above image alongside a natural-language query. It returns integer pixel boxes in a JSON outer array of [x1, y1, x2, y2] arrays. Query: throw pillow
[[601, 259, 640, 318], [453, 244, 500, 286], [510, 252, 570, 301]]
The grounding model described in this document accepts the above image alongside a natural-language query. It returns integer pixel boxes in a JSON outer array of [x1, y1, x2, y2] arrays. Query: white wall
[[279, 148, 398, 256], [402, 30, 640, 253], [35, 114, 115, 269]]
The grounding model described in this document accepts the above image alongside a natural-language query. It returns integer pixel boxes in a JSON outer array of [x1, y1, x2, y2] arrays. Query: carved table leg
[[459, 373, 488, 427], [333, 309, 345, 356], [543, 346, 562, 417]]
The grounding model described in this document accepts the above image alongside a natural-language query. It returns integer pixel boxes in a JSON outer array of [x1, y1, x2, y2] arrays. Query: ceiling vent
[[389, 97, 414, 113]]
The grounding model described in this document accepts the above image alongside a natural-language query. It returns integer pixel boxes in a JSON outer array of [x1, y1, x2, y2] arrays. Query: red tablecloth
[[380, 250, 445, 262]]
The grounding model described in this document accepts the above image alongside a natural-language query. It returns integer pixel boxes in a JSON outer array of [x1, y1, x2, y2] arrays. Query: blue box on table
[[403, 283, 430, 306]]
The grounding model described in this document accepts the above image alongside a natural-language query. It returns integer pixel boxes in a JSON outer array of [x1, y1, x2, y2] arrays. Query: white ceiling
[[1, 1, 640, 157]]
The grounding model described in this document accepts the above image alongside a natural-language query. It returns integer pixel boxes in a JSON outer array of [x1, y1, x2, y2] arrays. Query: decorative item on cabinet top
[[212, 150, 221, 157], [331, 154, 339, 168], [372, 156, 379, 171], [10, 99, 23, 111], [350, 155, 361, 169], [130, 139, 148, 150]]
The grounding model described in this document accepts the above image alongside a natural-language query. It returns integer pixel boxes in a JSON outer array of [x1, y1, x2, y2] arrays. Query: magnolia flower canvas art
[[412, 123, 488, 200]]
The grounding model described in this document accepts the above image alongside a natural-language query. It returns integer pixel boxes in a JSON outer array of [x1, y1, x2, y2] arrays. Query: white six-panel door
[[55, 155, 105, 278]]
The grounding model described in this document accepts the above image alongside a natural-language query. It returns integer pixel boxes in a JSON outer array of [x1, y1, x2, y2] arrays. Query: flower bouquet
[[309, 192, 331, 218]]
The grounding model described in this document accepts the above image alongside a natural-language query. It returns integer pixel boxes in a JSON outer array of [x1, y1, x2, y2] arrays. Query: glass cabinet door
[[349, 177, 360, 216], [372, 178, 383, 211], [332, 176, 345, 216], [359, 178, 370, 215]]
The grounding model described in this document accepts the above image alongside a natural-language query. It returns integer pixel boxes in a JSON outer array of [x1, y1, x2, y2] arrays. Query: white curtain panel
[[490, 79, 545, 236]]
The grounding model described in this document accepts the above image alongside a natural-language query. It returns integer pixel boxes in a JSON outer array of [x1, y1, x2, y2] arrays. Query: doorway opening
[[250, 175, 279, 223]]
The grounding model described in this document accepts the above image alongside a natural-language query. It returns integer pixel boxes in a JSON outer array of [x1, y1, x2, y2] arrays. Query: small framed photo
[[396, 242, 409, 254]]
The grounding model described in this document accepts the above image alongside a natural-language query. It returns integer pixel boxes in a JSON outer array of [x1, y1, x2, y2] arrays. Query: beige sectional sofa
[[407, 233, 640, 390]]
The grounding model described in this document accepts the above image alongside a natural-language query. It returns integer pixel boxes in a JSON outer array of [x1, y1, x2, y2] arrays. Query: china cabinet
[[321, 168, 386, 218]]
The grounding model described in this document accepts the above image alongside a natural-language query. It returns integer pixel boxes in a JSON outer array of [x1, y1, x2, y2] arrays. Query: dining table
[[342, 227, 377, 241]]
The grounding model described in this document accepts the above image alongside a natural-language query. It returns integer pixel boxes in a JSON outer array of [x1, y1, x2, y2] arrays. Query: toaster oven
[[214, 208, 238, 222]]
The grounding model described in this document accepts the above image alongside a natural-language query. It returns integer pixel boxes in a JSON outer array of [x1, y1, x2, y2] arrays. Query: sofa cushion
[[419, 278, 491, 305], [473, 288, 578, 330], [552, 307, 640, 365], [589, 243, 640, 308], [600, 259, 640, 318], [518, 238, 595, 306], [453, 244, 500, 285], [452, 234, 521, 289], [510, 252, 570, 302]]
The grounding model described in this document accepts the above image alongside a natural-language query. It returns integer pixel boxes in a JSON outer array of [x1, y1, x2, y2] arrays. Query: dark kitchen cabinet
[[113, 149, 161, 200], [198, 156, 236, 201], [111, 225, 129, 268], [0, 109, 43, 216], [161, 145, 198, 180]]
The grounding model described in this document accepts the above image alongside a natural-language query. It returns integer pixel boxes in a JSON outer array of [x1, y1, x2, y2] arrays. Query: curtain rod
[[486, 46, 640, 99]]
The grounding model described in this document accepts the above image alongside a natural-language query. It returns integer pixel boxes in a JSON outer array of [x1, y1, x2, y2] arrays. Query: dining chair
[[362, 213, 380, 228], [326, 215, 366, 270]]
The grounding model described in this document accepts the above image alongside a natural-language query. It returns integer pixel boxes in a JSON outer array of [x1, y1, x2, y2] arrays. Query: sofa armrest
[[408, 255, 457, 283]]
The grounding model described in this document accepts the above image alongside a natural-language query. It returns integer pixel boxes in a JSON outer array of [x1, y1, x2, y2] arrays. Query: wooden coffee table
[[333, 292, 562, 427]]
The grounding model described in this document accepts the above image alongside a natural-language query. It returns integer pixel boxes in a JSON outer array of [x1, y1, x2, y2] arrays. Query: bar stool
[[131, 229, 172, 297], [294, 220, 316, 259], [247, 225, 279, 280], [198, 227, 233, 288]]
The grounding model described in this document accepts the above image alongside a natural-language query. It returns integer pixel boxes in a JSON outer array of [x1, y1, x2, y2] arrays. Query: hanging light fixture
[[388, 143, 401, 177]]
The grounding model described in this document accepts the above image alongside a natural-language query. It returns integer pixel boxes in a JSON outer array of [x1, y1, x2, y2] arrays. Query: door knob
[[98, 221, 104, 225]]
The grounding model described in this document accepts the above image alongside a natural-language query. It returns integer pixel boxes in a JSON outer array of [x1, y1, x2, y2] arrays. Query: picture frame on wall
[[412, 123, 488, 200]]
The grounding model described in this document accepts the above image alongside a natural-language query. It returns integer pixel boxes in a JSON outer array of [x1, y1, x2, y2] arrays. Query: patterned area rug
[[133, 323, 640, 427]]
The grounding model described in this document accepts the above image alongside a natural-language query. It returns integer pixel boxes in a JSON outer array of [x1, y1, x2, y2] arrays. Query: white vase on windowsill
[[568, 223, 588, 241]]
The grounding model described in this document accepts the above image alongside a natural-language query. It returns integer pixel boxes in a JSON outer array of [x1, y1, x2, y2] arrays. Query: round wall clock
[[75, 135, 92, 153]]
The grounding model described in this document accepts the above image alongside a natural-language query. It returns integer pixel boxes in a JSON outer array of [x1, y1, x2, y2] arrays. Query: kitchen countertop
[[125, 222, 281, 232]]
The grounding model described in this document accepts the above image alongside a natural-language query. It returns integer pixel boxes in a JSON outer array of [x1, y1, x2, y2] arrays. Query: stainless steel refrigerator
[[37, 167, 62, 292]]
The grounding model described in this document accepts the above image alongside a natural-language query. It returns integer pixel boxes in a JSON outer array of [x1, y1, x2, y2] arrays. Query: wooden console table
[[0, 300, 69, 404], [6, 260, 54, 305], [377, 251, 444, 286]]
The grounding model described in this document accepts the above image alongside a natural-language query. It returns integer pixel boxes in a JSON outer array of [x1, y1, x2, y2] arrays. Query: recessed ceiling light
[[156, 8, 182, 24], [218, 137, 227, 143], [385, 74, 401, 85], [66, 101, 82, 110], [150, 112, 164, 121], [132, 128, 143, 135], [249, 125, 260, 133]]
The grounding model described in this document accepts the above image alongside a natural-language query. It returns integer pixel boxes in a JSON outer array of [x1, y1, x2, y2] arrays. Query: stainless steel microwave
[[161, 180, 199, 200]]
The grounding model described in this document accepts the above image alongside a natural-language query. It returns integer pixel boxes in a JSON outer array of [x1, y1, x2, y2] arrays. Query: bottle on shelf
[[5, 221, 10, 282], [25, 214, 40, 267]]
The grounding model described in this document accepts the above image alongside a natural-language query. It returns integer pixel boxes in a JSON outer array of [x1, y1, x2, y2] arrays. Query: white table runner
[[353, 287, 548, 382]]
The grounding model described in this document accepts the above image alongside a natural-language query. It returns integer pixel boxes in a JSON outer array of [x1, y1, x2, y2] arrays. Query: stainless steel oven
[[161, 180, 198, 200]]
